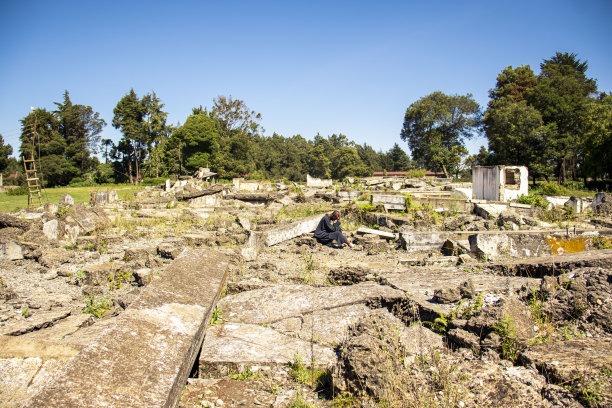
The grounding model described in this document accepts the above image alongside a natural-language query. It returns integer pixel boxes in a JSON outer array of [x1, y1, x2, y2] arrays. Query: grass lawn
[[0, 184, 145, 213]]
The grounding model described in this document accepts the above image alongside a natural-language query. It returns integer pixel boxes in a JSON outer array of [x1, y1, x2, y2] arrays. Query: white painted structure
[[306, 174, 333, 188], [472, 166, 528, 202]]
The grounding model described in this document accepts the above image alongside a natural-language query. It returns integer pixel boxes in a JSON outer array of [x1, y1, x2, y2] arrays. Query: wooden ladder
[[23, 159, 42, 208]]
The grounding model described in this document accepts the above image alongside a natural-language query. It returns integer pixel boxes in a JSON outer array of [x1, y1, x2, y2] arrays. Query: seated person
[[314, 210, 354, 248]]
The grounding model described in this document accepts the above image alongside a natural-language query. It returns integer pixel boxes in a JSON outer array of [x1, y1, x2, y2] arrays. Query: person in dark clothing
[[314, 210, 354, 248]]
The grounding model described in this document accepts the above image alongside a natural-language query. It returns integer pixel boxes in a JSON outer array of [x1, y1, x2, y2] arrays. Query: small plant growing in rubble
[[492, 315, 521, 362], [83, 294, 111, 318], [107, 271, 133, 290], [209, 307, 223, 325], [21, 306, 31, 318], [592, 236, 612, 250], [229, 367, 260, 380]]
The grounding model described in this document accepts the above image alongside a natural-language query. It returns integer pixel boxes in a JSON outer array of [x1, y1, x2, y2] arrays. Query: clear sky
[[1, 0, 611, 158]]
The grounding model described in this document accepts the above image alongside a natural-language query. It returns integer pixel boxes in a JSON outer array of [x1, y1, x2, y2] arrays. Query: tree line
[[401, 52, 611, 184], [1, 51, 609, 188]]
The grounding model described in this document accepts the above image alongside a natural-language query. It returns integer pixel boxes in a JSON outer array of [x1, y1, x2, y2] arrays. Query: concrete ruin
[[472, 165, 528, 202], [2, 171, 612, 408]]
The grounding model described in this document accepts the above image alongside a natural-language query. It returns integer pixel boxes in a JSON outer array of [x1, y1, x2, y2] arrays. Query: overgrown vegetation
[[83, 294, 111, 318], [492, 315, 521, 362]]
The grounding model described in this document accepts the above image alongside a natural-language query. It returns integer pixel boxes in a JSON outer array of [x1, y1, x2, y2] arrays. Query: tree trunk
[[442, 165, 449, 179], [155, 145, 159, 178]]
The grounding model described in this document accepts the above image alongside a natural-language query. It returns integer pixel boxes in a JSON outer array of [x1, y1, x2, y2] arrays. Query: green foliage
[[592, 236, 612, 250], [288, 354, 328, 388], [0, 134, 13, 173], [287, 391, 315, 408], [6, 186, 28, 196], [517, 194, 548, 208], [83, 294, 111, 318], [209, 307, 224, 325], [401, 91, 480, 177], [492, 316, 521, 362], [21, 306, 30, 318], [228, 367, 260, 380], [107, 271, 133, 290]]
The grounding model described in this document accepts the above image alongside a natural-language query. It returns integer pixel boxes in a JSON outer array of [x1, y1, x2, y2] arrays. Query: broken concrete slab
[[356, 226, 397, 239], [42, 219, 59, 240], [25, 248, 229, 408], [199, 323, 337, 378], [371, 194, 406, 211], [473, 202, 509, 219], [0, 309, 72, 336], [263, 214, 323, 246], [399, 231, 453, 252], [218, 282, 405, 325], [271, 303, 374, 347], [0, 241, 23, 260], [63, 206, 110, 235], [90, 190, 118, 206], [338, 191, 360, 202], [0, 213, 30, 230], [379, 266, 540, 318], [306, 174, 332, 188]]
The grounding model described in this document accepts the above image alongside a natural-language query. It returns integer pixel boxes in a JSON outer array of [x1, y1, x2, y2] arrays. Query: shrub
[[6, 185, 28, 196], [517, 194, 548, 209]]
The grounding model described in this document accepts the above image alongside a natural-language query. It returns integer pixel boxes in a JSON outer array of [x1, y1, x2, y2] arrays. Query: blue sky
[[1, 0, 611, 159]]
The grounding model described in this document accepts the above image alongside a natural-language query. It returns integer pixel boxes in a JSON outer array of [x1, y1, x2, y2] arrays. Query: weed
[[492, 315, 521, 362], [517, 194, 548, 209], [21, 306, 30, 318], [592, 236, 612, 250], [288, 390, 315, 408], [210, 307, 224, 325], [301, 253, 316, 284], [229, 367, 260, 381], [331, 393, 357, 407], [73, 269, 86, 285], [83, 294, 111, 318], [107, 271, 133, 290], [288, 354, 327, 388]]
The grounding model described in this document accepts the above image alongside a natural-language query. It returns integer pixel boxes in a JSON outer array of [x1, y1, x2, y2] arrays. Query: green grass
[[0, 184, 145, 212]]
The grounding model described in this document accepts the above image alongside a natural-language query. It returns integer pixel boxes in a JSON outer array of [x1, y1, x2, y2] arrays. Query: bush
[[140, 177, 167, 186], [517, 194, 548, 209], [535, 182, 571, 196], [6, 185, 28, 196]]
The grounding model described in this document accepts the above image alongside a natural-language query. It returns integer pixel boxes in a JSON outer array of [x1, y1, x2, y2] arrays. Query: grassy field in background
[[0, 184, 145, 213]]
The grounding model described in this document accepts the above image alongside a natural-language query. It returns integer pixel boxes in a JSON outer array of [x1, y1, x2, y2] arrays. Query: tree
[[488, 65, 537, 102], [113, 89, 146, 184], [385, 143, 414, 171], [54, 90, 106, 174], [211, 95, 263, 138], [172, 111, 219, 173], [532, 52, 598, 182], [581, 94, 612, 180], [19, 108, 79, 187], [101, 139, 114, 163], [142, 91, 169, 177], [0, 134, 13, 173], [401, 91, 481, 177], [484, 97, 553, 182]]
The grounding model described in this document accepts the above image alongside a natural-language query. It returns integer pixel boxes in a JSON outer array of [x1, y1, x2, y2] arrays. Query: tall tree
[[385, 143, 414, 171], [172, 110, 219, 173], [400, 91, 481, 177], [54, 91, 106, 174], [113, 89, 146, 184], [142, 91, 169, 177], [532, 52, 598, 182], [488, 65, 537, 102], [0, 134, 13, 174], [211, 95, 263, 138], [581, 94, 612, 180]]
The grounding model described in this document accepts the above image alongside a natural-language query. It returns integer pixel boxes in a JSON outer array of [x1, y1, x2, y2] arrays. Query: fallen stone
[[399, 231, 451, 252], [199, 323, 337, 378], [263, 214, 323, 246], [474, 203, 508, 219], [90, 190, 118, 206], [157, 242, 184, 259], [0, 241, 23, 260], [42, 219, 59, 240], [218, 281, 405, 325], [0, 213, 29, 230], [448, 328, 481, 354], [59, 194, 74, 206], [0, 309, 72, 336], [520, 338, 612, 407], [63, 206, 110, 235], [306, 174, 332, 188], [25, 248, 229, 408], [356, 226, 397, 239], [371, 194, 406, 211], [433, 287, 461, 303], [133, 268, 153, 286]]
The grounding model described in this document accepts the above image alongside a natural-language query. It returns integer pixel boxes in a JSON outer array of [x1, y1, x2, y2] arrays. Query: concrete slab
[[263, 214, 323, 246], [199, 323, 337, 378], [218, 282, 405, 325], [25, 248, 229, 408], [356, 227, 397, 239]]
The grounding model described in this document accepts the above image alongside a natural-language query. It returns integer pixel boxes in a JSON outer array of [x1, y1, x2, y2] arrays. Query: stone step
[[24, 248, 229, 408], [199, 323, 337, 379]]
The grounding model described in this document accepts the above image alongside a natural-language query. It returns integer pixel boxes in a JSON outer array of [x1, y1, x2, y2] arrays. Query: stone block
[[0, 241, 23, 260], [263, 214, 323, 246], [306, 174, 332, 188], [90, 190, 118, 206], [59, 194, 74, 206], [25, 249, 229, 408], [42, 220, 59, 240]]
